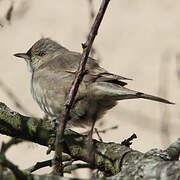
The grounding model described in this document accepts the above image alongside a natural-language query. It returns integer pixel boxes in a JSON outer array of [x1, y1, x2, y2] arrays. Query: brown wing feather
[[86, 57, 132, 86], [40, 50, 131, 87]]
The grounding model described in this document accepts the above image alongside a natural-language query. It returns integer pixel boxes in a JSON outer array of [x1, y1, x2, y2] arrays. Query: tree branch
[[0, 102, 180, 179], [0, 137, 29, 180]]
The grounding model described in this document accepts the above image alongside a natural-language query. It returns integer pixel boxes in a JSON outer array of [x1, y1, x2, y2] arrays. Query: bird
[[14, 38, 174, 127]]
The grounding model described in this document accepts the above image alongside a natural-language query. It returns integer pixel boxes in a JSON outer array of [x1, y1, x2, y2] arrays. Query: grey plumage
[[14, 38, 174, 127]]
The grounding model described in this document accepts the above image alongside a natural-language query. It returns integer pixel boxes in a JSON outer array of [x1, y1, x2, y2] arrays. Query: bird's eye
[[38, 52, 45, 56]]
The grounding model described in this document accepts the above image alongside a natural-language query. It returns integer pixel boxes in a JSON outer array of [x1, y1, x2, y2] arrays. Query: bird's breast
[[30, 73, 57, 117]]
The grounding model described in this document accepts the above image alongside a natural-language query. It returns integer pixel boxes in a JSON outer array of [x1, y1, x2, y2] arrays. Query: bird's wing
[[86, 65, 132, 86], [42, 50, 132, 87]]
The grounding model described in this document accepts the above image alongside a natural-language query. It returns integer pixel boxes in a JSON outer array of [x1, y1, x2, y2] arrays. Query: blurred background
[[0, 0, 179, 178]]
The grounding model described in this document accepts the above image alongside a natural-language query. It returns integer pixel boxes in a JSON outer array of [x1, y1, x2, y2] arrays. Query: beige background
[[0, 0, 180, 178]]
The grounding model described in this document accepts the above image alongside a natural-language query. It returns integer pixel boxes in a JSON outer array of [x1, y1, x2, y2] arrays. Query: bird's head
[[14, 38, 67, 72]]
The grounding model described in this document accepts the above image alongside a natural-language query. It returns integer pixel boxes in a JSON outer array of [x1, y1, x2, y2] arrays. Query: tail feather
[[136, 92, 175, 104], [92, 82, 174, 104]]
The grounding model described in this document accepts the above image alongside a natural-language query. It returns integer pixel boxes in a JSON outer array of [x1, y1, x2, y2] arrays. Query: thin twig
[[121, 133, 137, 147], [95, 128, 103, 142], [99, 125, 118, 133], [88, 0, 95, 20], [1, 138, 22, 154], [64, 163, 90, 174], [0, 154, 28, 179], [0, 140, 28, 179], [176, 53, 180, 84], [54, 0, 111, 176], [29, 160, 52, 173], [6, 1, 14, 23], [26, 155, 72, 173], [83, 125, 118, 135], [87, 0, 96, 57]]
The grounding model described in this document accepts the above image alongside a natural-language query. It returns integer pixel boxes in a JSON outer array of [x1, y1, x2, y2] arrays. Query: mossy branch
[[0, 102, 180, 179]]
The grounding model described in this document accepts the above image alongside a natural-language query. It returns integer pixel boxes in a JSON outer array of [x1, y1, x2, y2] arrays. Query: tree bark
[[0, 102, 180, 179]]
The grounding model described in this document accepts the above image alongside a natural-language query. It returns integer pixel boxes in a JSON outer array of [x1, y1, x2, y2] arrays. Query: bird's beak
[[14, 53, 31, 60]]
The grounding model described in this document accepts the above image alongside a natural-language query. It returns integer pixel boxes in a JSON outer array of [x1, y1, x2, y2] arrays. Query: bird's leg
[[87, 114, 96, 169], [87, 118, 96, 180], [51, 118, 58, 129], [46, 117, 60, 155]]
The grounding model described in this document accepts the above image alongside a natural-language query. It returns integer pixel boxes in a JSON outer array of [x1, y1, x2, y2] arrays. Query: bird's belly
[[31, 82, 57, 117], [30, 79, 117, 127]]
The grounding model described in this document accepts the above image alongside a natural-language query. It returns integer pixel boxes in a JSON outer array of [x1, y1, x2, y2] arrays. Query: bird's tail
[[91, 82, 174, 104], [115, 86, 174, 104]]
